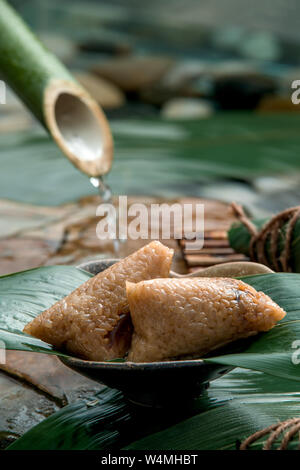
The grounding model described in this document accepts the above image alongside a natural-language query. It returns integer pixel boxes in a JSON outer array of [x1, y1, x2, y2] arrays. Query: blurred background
[[2, 0, 300, 213]]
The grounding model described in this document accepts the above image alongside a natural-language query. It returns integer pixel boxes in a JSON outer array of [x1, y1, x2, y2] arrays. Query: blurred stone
[[279, 68, 300, 96], [253, 175, 300, 194], [91, 56, 175, 92], [209, 61, 258, 78], [213, 73, 277, 110], [138, 85, 176, 107], [211, 26, 246, 52], [161, 61, 209, 92], [75, 72, 126, 109], [138, 61, 208, 105], [157, 61, 260, 102], [161, 98, 214, 119], [79, 39, 132, 56], [158, 61, 258, 99], [238, 31, 281, 62], [257, 95, 300, 112]]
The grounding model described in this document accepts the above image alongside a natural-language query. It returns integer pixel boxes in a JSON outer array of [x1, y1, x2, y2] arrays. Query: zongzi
[[23, 241, 173, 361], [127, 277, 286, 362]]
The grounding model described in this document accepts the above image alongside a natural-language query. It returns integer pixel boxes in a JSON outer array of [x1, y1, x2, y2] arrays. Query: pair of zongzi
[[24, 241, 285, 363]]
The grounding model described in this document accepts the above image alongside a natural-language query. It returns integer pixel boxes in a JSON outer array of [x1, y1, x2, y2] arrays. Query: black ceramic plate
[[59, 259, 233, 407]]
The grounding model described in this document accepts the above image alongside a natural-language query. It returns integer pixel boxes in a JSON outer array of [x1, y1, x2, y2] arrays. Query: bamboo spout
[[0, 0, 113, 176], [44, 80, 113, 176]]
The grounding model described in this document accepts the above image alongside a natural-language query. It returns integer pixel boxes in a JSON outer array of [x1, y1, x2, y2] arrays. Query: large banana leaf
[[8, 368, 300, 450], [1, 266, 300, 450], [125, 368, 300, 451]]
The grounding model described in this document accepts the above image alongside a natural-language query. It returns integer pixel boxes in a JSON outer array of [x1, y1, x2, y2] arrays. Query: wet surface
[[0, 195, 200, 276], [0, 352, 104, 449], [0, 371, 59, 447]]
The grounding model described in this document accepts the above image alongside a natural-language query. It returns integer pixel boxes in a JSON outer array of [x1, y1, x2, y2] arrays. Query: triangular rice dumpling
[[24, 241, 173, 361], [127, 277, 286, 362]]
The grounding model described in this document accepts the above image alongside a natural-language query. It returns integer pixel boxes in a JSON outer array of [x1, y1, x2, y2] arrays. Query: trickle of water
[[90, 176, 122, 256], [90, 176, 112, 202]]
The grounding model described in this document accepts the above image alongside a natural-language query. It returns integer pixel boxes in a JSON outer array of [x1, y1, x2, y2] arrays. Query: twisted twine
[[240, 418, 300, 450], [231, 202, 300, 272]]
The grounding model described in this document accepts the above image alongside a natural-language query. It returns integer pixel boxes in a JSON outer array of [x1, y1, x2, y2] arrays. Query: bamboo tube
[[0, 0, 113, 176]]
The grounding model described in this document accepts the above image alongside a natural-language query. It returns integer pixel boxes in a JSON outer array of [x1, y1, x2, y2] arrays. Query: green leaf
[[8, 368, 300, 450], [0, 266, 92, 356], [125, 368, 300, 450]]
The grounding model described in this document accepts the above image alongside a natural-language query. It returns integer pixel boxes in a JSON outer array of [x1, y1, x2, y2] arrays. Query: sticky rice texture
[[23, 241, 173, 361], [127, 277, 286, 362]]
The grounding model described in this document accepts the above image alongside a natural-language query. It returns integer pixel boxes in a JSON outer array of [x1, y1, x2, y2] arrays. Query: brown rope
[[240, 418, 300, 450], [264, 418, 299, 450], [239, 422, 279, 450], [231, 202, 300, 272], [279, 422, 300, 450]]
